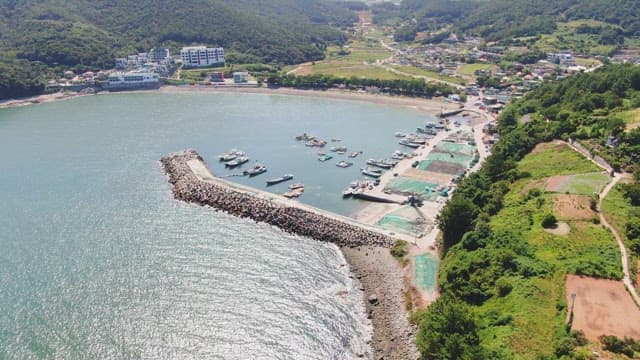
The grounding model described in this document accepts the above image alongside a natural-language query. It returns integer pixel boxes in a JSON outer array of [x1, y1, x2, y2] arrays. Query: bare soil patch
[[425, 160, 465, 175], [553, 194, 596, 221], [566, 275, 640, 342], [402, 168, 451, 185], [546, 175, 569, 192], [530, 142, 565, 154], [521, 179, 546, 195], [544, 221, 571, 236]]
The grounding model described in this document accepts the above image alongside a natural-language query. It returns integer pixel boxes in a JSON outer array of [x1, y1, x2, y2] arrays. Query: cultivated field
[[566, 275, 640, 341]]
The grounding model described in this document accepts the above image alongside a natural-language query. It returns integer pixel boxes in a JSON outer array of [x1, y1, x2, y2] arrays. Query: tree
[[437, 197, 479, 253], [416, 297, 486, 360], [541, 214, 558, 228]]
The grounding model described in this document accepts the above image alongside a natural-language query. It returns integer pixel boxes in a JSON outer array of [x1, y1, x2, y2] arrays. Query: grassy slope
[[390, 65, 466, 85], [601, 179, 639, 286], [535, 20, 618, 56], [293, 39, 413, 80], [476, 142, 621, 359]]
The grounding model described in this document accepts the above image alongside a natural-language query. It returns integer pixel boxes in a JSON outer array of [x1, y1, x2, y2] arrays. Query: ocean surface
[[0, 92, 434, 359]]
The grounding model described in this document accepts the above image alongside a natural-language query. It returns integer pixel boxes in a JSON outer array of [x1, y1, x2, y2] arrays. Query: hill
[[414, 64, 640, 359], [372, 0, 640, 50], [0, 0, 356, 98]]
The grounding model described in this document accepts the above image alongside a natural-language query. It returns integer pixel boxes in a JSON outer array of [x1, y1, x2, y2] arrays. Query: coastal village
[[4, 5, 640, 359]]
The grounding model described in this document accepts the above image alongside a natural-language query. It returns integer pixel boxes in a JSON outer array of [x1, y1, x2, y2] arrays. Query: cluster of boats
[[295, 133, 327, 148], [342, 179, 380, 198], [283, 183, 305, 198], [218, 149, 250, 168]]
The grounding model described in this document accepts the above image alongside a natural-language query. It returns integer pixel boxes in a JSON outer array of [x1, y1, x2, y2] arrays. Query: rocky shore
[[160, 149, 393, 248], [160, 149, 420, 358], [342, 246, 419, 360]]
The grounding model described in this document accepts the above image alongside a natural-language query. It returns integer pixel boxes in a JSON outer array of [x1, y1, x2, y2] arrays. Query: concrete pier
[[160, 149, 396, 248]]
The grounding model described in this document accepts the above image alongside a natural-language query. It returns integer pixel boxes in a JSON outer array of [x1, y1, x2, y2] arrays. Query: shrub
[[495, 277, 513, 297], [541, 214, 558, 228], [599, 335, 635, 357]]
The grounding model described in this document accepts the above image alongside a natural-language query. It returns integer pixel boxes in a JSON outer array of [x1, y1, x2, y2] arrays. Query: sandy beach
[[1, 85, 459, 117]]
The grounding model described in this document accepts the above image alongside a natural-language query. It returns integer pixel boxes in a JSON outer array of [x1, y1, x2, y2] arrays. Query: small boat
[[362, 168, 383, 178], [305, 138, 326, 147], [348, 151, 361, 158], [406, 137, 427, 145], [366, 159, 394, 169], [394, 132, 406, 138], [336, 160, 353, 168], [243, 163, 267, 177], [266, 174, 294, 186], [218, 149, 244, 161], [288, 183, 304, 190], [318, 154, 333, 162], [342, 188, 355, 198], [331, 138, 342, 142], [391, 151, 405, 160], [225, 156, 249, 168], [330, 146, 347, 153], [399, 139, 420, 148], [283, 188, 304, 198], [295, 133, 314, 141]]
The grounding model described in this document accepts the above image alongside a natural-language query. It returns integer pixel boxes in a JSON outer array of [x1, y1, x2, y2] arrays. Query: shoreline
[[342, 246, 419, 359], [5, 85, 468, 358], [0, 85, 460, 117]]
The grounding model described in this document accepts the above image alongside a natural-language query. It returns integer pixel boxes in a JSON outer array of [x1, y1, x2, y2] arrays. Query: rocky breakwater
[[160, 149, 393, 248]]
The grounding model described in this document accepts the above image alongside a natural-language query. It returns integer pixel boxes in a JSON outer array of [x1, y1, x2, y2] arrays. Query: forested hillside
[[0, 0, 356, 98], [415, 64, 640, 359], [373, 0, 640, 44]]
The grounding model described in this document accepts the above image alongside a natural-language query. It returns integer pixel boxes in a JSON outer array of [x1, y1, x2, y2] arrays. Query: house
[[211, 72, 225, 82], [181, 46, 225, 68], [233, 72, 248, 83], [149, 48, 171, 63]]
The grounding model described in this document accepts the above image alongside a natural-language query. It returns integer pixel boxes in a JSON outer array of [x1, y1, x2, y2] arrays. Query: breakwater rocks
[[160, 149, 393, 248]]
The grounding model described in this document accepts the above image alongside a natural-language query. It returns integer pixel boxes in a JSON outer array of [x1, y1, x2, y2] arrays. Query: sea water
[[0, 92, 434, 358]]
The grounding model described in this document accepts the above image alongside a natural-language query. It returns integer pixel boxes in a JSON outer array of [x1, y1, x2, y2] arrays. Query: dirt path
[[598, 173, 640, 306], [561, 138, 639, 306]]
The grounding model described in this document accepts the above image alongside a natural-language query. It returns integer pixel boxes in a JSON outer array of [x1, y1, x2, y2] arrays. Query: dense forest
[[372, 0, 640, 44], [0, 0, 357, 99], [414, 64, 640, 359]]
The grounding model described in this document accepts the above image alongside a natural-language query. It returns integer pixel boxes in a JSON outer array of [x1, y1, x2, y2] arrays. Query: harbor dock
[[161, 149, 419, 247]]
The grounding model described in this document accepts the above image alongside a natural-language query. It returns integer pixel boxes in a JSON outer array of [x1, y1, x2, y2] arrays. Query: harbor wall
[[160, 149, 394, 248]]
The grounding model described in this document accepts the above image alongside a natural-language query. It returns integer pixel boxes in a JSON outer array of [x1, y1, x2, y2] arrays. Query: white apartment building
[[180, 46, 225, 67]]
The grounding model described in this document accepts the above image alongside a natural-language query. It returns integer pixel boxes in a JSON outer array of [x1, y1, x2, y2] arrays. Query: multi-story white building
[[149, 48, 171, 63], [180, 46, 225, 68]]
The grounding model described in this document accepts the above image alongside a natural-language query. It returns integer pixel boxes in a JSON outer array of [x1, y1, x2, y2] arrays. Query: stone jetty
[[160, 149, 393, 248]]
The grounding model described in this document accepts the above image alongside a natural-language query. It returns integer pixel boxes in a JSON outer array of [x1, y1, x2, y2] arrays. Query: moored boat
[[348, 151, 362, 158], [336, 160, 353, 168], [266, 174, 294, 186], [225, 156, 249, 168], [366, 159, 393, 169], [243, 163, 267, 177], [362, 167, 383, 178], [218, 149, 244, 161], [288, 183, 304, 190], [399, 139, 420, 148], [318, 154, 333, 162]]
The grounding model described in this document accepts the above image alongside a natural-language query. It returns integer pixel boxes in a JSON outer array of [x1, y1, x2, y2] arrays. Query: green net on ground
[[424, 152, 473, 167], [385, 177, 440, 199], [434, 142, 476, 155], [376, 206, 430, 235], [415, 253, 439, 292]]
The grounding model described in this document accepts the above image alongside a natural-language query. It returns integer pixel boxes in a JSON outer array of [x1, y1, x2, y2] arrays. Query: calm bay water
[[0, 92, 432, 359]]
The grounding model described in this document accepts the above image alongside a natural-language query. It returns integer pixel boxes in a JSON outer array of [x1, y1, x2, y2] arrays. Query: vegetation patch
[[545, 172, 610, 195], [517, 143, 601, 180]]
